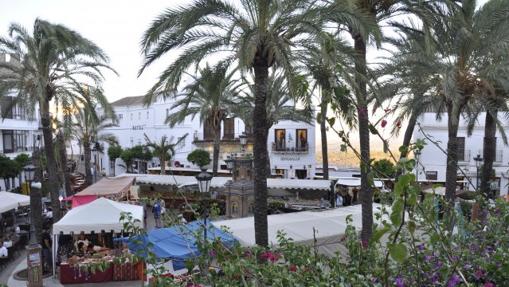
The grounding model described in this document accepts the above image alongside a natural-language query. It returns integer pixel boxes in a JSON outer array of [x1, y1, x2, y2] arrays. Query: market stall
[[52, 197, 144, 283], [0, 191, 30, 213], [126, 221, 237, 270], [213, 203, 386, 256], [71, 176, 135, 207]]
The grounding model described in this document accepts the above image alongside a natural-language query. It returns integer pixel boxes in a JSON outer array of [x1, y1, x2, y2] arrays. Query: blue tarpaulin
[[126, 221, 237, 269]]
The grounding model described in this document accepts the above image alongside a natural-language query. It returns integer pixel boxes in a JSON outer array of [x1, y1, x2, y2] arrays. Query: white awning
[[125, 174, 332, 191], [0, 191, 30, 213], [335, 177, 383, 188], [52, 197, 143, 235], [212, 203, 387, 254]]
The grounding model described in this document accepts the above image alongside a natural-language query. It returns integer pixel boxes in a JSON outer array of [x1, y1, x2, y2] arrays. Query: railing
[[271, 142, 309, 153]]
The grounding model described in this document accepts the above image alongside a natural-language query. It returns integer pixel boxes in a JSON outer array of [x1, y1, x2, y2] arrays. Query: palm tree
[[165, 63, 240, 176], [300, 32, 353, 180], [0, 19, 114, 220], [144, 133, 188, 175], [139, 0, 365, 246], [404, 0, 509, 203], [71, 92, 117, 186]]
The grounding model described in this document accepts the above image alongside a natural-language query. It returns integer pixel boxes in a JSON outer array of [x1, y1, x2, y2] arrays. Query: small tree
[[107, 145, 123, 176], [14, 153, 30, 188], [372, 159, 396, 179], [187, 149, 211, 169]]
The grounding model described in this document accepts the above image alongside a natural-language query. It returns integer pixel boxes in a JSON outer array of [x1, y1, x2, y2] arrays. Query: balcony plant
[[187, 149, 211, 170]]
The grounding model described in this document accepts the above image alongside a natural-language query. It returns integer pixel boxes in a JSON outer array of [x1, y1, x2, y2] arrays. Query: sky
[[0, 0, 490, 164]]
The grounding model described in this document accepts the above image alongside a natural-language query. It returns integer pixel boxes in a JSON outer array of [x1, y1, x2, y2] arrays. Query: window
[[274, 129, 286, 151], [2, 130, 14, 153], [425, 171, 438, 181], [296, 129, 308, 151], [138, 112, 141, 120], [130, 113, 133, 121], [118, 113, 123, 120], [166, 109, 170, 117], [2, 130, 28, 153], [457, 137, 465, 161], [146, 111, 149, 119], [223, 118, 234, 139]]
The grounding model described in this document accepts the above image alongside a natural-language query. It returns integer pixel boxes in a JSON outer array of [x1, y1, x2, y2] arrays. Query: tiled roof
[[111, 96, 145, 107]]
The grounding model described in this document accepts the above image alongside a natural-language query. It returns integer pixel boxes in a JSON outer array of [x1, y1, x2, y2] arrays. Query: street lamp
[[195, 169, 213, 246], [473, 154, 483, 190], [239, 132, 247, 152], [24, 164, 35, 243]]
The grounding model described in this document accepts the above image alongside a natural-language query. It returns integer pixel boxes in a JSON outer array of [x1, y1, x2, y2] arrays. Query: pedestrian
[[0, 240, 8, 258], [152, 199, 162, 228], [41, 230, 52, 273]]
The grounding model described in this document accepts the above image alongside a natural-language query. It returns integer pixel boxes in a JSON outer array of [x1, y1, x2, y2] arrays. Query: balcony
[[271, 142, 309, 154]]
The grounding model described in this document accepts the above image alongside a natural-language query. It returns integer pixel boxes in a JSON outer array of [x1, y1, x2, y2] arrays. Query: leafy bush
[[107, 145, 123, 160], [187, 149, 211, 168]]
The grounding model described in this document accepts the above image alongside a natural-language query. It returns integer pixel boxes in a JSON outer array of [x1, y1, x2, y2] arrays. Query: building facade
[[0, 54, 42, 190], [413, 112, 509, 196], [98, 96, 316, 179]]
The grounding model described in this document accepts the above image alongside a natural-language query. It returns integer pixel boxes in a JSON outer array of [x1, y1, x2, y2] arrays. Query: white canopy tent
[[213, 203, 386, 256], [129, 174, 332, 191], [52, 197, 143, 235], [0, 191, 30, 213], [51, 197, 144, 275]]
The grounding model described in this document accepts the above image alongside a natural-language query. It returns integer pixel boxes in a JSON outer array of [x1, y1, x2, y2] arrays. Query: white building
[[98, 95, 316, 179], [0, 54, 42, 190], [413, 112, 509, 196]]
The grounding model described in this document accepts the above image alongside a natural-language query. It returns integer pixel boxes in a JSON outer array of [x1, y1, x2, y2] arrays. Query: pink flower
[[381, 119, 387, 128], [260, 251, 281, 263], [289, 264, 297, 272], [483, 282, 495, 287]]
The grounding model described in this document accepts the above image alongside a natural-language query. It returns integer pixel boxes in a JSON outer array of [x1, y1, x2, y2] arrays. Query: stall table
[[60, 263, 113, 284]]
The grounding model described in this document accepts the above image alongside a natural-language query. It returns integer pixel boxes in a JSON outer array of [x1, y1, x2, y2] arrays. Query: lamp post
[[474, 154, 483, 191], [24, 164, 35, 242], [239, 132, 247, 153], [196, 169, 213, 241]]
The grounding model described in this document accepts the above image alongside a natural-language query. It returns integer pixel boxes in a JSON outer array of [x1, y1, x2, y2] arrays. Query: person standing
[[152, 199, 162, 228], [41, 230, 52, 272]]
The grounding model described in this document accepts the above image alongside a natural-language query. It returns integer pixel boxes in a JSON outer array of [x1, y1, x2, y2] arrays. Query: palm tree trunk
[[160, 154, 166, 175], [399, 111, 419, 160], [266, 127, 271, 177], [253, 61, 269, 247], [30, 148, 43, 243], [481, 110, 497, 199], [212, 124, 221, 176], [40, 97, 61, 221], [320, 99, 329, 180], [58, 132, 72, 196], [354, 34, 373, 244], [445, 103, 461, 203], [83, 140, 93, 186]]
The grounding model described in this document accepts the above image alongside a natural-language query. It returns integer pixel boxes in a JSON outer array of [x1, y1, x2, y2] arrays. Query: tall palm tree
[[325, 0, 398, 243], [406, 0, 509, 203], [0, 19, 114, 220], [139, 0, 364, 246], [144, 133, 188, 175], [165, 63, 240, 176], [71, 93, 117, 186], [301, 32, 353, 180]]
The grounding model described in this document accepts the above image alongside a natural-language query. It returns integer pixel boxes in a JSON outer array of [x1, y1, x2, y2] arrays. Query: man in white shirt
[[0, 241, 8, 257]]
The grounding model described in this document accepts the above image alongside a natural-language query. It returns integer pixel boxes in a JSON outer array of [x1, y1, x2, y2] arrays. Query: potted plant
[[187, 149, 211, 170]]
